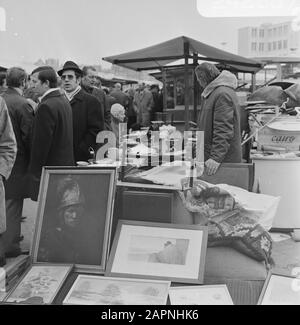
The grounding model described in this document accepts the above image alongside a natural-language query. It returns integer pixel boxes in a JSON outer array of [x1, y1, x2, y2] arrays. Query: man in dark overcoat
[[28, 69, 74, 201], [58, 61, 104, 162]]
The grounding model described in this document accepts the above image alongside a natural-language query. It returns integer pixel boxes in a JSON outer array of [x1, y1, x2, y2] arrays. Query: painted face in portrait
[[61, 204, 84, 228]]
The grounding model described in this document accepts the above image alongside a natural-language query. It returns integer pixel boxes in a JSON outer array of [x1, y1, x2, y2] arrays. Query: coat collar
[[70, 88, 85, 104], [40, 89, 63, 102], [6, 87, 22, 97]]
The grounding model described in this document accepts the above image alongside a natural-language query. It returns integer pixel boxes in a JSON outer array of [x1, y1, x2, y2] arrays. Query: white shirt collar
[[39, 88, 60, 102]]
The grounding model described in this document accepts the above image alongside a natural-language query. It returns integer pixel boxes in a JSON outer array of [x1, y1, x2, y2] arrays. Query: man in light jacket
[[0, 97, 17, 266]]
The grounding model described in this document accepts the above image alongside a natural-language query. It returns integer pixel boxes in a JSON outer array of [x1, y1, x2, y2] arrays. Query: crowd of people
[[0, 60, 242, 266], [0, 60, 164, 265]]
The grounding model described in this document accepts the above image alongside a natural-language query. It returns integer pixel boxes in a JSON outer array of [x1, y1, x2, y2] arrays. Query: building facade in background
[[238, 21, 300, 58]]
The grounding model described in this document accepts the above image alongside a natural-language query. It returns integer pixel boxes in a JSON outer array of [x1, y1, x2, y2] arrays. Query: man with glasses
[[81, 66, 111, 131], [58, 61, 104, 163]]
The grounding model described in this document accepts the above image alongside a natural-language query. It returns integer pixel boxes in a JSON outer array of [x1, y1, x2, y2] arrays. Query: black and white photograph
[[128, 236, 189, 265], [258, 273, 300, 305], [106, 221, 208, 284], [0, 0, 300, 309], [31, 167, 116, 273], [168, 285, 234, 305], [63, 275, 170, 305], [4, 264, 72, 305]]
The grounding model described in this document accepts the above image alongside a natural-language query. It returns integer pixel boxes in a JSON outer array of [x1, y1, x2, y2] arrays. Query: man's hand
[[205, 159, 220, 176]]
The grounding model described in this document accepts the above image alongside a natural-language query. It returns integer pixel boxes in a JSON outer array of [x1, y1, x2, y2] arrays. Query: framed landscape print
[[63, 275, 170, 305], [106, 220, 208, 284], [4, 264, 72, 305], [258, 272, 300, 305], [169, 285, 234, 305], [31, 167, 117, 273]]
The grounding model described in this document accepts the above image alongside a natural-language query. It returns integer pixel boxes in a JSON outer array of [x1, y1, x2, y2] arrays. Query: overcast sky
[[0, 0, 294, 67]]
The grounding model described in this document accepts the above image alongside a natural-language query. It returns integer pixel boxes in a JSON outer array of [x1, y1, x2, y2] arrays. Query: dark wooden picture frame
[[31, 167, 117, 274], [106, 220, 208, 284]]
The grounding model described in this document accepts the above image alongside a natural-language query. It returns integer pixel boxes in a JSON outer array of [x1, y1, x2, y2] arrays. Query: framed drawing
[[31, 167, 117, 273], [63, 275, 170, 305], [169, 285, 234, 305], [4, 264, 72, 305], [106, 220, 208, 284], [257, 272, 300, 305]]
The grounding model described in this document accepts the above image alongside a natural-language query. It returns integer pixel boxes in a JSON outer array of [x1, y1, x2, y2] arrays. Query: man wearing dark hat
[[28, 68, 74, 201], [58, 61, 104, 162]]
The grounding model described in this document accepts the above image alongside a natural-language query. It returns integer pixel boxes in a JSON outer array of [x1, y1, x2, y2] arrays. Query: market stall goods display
[[106, 220, 208, 284], [63, 275, 170, 305], [3, 264, 72, 305], [168, 284, 233, 305], [30, 167, 117, 274], [179, 179, 274, 265], [258, 272, 300, 305]]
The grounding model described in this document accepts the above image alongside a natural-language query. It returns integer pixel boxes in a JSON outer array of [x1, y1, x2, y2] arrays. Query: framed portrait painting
[[31, 167, 117, 273], [169, 285, 234, 305], [3, 264, 72, 305], [106, 220, 208, 284], [257, 272, 300, 305], [63, 275, 170, 305]]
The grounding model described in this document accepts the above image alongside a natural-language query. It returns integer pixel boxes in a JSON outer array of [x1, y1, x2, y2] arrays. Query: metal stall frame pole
[[251, 73, 256, 93], [193, 53, 199, 124], [184, 41, 190, 131], [162, 67, 167, 117]]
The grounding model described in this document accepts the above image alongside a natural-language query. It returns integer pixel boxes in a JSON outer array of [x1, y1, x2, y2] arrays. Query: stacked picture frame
[[0, 165, 246, 305]]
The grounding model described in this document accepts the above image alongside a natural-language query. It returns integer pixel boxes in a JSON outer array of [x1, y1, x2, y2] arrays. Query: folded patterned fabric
[[179, 179, 273, 266]]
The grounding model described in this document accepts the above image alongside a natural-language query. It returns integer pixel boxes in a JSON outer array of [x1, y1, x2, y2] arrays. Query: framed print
[[31, 167, 117, 273], [63, 275, 170, 305], [4, 264, 72, 305], [106, 220, 208, 284], [169, 285, 234, 305], [258, 272, 300, 305]]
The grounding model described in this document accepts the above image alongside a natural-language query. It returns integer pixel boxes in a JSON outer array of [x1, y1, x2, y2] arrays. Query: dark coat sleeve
[[104, 95, 112, 131], [18, 102, 34, 156], [29, 103, 56, 178], [210, 92, 235, 163], [79, 96, 104, 156]]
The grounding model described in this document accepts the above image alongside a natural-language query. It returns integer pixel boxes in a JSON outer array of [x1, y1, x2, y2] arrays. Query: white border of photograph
[[106, 220, 208, 284], [258, 272, 300, 305], [4, 264, 72, 305], [63, 275, 171, 305], [169, 285, 234, 305]]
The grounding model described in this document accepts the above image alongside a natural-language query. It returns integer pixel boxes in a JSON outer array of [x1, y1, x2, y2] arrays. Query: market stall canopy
[[103, 36, 263, 72]]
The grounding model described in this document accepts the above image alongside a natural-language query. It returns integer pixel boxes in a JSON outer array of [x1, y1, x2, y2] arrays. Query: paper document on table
[[137, 162, 194, 188], [269, 233, 291, 243]]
